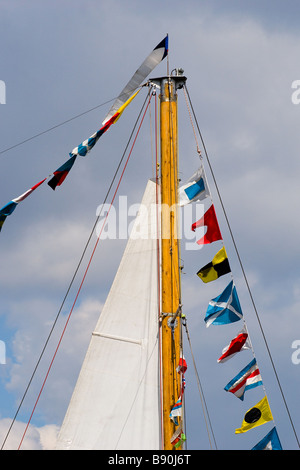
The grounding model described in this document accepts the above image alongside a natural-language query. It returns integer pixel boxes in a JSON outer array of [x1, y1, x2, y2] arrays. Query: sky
[[0, 0, 300, 451]]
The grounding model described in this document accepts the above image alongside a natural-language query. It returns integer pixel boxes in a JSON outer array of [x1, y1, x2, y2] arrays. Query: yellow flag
[[197, 246, 230, 283], [112, 89, 141, 124], [235, 396, 273, 434]]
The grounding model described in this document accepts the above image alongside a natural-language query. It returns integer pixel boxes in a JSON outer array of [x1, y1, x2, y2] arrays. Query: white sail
[[56, 179, 161, 450]]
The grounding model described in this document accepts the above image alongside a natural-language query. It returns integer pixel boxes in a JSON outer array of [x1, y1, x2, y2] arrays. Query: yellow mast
[[158, 73, 186, 449]]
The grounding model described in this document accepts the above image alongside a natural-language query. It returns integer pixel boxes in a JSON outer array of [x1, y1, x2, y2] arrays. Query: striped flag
[[169, 396, 182, 425], [224, 358, 262, 400]]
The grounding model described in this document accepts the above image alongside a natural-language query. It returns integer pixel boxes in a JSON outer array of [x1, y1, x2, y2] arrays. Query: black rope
[[182, 316, 217, 450], [184, 83, 300, 449], [0, 89, 151, 450], [0, 88, 143, 157]]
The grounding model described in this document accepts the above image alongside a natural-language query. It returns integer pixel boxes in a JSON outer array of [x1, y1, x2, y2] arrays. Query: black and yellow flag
[[235, 396, 273, 434], [197, 247, 230, 283]]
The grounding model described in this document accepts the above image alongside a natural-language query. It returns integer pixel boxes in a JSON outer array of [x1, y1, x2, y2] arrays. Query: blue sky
[[0, 0, 299, 450]]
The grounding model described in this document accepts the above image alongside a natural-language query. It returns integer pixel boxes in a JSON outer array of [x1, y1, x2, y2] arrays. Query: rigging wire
[[0, 89, 142, 158], [0, 99, 114, 157], [1, 90, 152, 451], [184, 83, 300, 449], [182, 316, 217, 450]]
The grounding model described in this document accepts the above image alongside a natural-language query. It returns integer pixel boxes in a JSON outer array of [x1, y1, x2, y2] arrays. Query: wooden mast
[[159, 73, 186, 449]]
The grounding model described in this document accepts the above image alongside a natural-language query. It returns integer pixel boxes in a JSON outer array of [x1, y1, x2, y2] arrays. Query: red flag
[[176, 354, 187, 374], [48, 155, 77, 190], [218, 327, 251, 363], [191, 204, 222, 245]]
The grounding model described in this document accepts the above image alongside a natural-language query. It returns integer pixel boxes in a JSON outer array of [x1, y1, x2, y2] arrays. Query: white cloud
[[0, 418, 59, 450]]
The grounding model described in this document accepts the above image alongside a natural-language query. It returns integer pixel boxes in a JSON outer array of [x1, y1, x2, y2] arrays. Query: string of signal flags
[[179, 163, 282, 450], [0, 35, 169, 233]]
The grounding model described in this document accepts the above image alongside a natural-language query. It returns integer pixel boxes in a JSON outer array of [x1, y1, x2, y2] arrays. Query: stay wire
[[184, 83, 300, 449], [183, 317, 217, 450], [1, 89, 151, 450], [0, 88, 143, 157]]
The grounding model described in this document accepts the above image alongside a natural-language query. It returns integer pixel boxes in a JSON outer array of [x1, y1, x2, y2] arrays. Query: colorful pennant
[[235, 396, 273, 434], [252, 427, 282, 450], [218, 327, 251, 363], [0, 35, 167, 234], [0, 178, 46, 232], [48, 155, 77, 190], [197, 246, 230, 283], [204, 280, 243, 327], [179, 165, 210, 206], [224, 358, 262, 400], [192, 203, 222, 245]]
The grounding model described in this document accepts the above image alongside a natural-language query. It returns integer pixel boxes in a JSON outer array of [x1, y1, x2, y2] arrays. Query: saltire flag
[[197, 246, 230, 284], [170, 425, 186, 449], [218, 326, 251, 363], [0, 178, 46, 232], [252, 427, 282, 450], [235, 396, 273, 434], [103, 35, 168, 125], [70, 89, 141, 158], [191, 204, 222, 245], [179, 166, 210, 206], [224, 358, 263, 400], [204, 280, 243, 327], [169, 396, 182, 425], [48, 155, 77, 190]]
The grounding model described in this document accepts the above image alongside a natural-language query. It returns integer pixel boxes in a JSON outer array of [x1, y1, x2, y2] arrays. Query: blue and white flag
[[204, 280, 243, 327], [169, 396, 182, 425], [179, 166, 210, 206], [224, 358, 262, 400], [252, 427, 282, 450]]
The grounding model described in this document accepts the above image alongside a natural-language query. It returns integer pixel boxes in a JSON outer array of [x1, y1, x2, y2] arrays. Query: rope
[[153, 91, 165, 450], [184, 83, 300, 449], [0, 88, 143, 157], [183, 317, 217, 450], [0, 90, 151, 450], [183, 87, 201, 157]]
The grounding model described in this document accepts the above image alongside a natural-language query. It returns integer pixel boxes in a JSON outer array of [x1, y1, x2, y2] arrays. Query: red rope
[[18, 93, 153, 450], [154, 92, 164, 450]]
